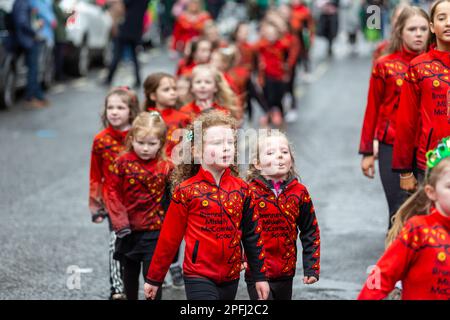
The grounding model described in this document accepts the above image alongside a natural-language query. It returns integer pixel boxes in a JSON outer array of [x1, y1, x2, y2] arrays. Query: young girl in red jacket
[[144, 72, 191, 159], [179, 64, 240, 121], [106, 111, 173, 300], [358, 137, 450, 300], [245, 130, 320, 300], [176, 37, 213, 77], [359, 6, 430, 230], [171, 0, 212, 54], [89, 87, 141, 300], [144, 111, 270, 300], [393, 0, 450, 193]]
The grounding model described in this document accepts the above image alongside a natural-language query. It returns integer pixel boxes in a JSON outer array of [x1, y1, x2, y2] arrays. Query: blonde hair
[[246, 130, 299, 182], [102, 87, 141, 128], [125, 111, 168, 160], [170, 110, 239, 191], [386, 157, 450, 247], [387, 5, 430, 54], [189, 64, 240, 119]]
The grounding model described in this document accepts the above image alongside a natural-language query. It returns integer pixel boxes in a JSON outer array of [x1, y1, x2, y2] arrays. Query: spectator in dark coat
[[105, 0, 149, 88]]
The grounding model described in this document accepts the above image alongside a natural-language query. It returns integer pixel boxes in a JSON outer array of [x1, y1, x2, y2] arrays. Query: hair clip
[[117, 85, 131, 91], [148, 110, 162, 119], [426, 136, 450, 170], [186, 130, 194, 142]]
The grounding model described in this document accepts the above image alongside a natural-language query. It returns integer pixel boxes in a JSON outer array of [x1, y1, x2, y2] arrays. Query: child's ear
[[253, 159, 262, 171], [150, 92, 157, 103], [424, 184, 437, 202]]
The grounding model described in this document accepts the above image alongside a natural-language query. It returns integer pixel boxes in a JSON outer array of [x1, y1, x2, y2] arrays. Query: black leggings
[[263, 77, 286, 114], [247, 279, 293, 300], [107, 38, 141, 85], [184, 277, 239, 300], [122, 258, 162, 300], [378, 143, 409, 229], [246, 77, 270, 119]]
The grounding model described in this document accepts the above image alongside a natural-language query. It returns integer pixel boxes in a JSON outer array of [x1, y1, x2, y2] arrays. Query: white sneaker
[[285, 110, 298, 123]]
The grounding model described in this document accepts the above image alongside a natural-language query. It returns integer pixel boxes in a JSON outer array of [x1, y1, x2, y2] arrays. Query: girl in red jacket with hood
[[358, 137, 450, 300], [393, 0, 450, 193], [144, 111, 270, 300], [359, 6, 430, 229], [106, 112, 173, 300], [89, 87, 141, 300], [245, 130, 320, 300]]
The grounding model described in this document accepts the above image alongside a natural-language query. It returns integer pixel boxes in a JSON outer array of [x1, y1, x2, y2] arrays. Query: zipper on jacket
[[425, 128, 434, 152], [381, 120, 390, 143], [192, 240, 199, 264]]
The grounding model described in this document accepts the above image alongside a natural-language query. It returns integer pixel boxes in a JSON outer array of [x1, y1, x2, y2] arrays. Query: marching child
[[245, 130, 320, 300], [106, 112, 173, 300], [144, 111, 270, 300], [176, 37, 213, 77], [89, 87, 141, 300], [358, 137, 450, 300]]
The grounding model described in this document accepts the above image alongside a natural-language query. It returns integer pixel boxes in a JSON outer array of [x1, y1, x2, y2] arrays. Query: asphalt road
[[0, 34, 389, 300]]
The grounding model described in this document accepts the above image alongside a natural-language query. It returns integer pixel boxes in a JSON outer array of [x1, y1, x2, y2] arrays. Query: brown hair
[[213, 46, 238, 71], [185, 37, 212, 66], [386, 157, 450, 247], [387, 5, 430, 54], [143, 72, 176, 109], [430, 0, 450, 45], [125, 111, 168, 160], [190, 64, 240, 119], [170, 110, 239, 191], [246, 129, 299, 182], [101, 87, 141, 128]]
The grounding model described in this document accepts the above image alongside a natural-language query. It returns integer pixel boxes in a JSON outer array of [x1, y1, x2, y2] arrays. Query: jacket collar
[[430, 207, 450, 230], [198, 166, 232, 186], [429, 45, 450, 66], [399, 45, 422, 62], [252, 174, 297, 193], [106, 125, 129, 143]]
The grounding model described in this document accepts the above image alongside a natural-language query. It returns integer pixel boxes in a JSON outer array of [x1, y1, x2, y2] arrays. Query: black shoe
[[170, 266, 184, 288]]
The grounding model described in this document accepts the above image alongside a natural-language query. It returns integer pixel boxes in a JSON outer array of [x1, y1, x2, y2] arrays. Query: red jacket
[[393, 47, 450, 172], [171, 12, 212, 52], [255, 34, 299, 81], [291, 4, 314, 36], [359, 48, 420, 154], [176, 59, 197, 77], [245, 177, 320, 281], [146, 167, 267, 285], [358, 207, 450, 300], [179, 100, 230, 122], [106, 151, 172, 233], [146, 107, 191, 158], [89, 126, 128, 216], [236, 41, 256, 72]]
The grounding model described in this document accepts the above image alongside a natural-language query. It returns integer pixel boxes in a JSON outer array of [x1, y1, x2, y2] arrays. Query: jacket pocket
[[192, 240, 199, 264], [381, 120, 390, 142], [425, 128, 434, 152]]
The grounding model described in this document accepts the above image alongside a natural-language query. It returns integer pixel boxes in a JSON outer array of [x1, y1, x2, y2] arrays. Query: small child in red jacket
[[245, 129, 320, 300], [144, 110, 270, 300], [106, 111, 173, 300], [358, 137, 450, 300], [89, 87, 141, 300]]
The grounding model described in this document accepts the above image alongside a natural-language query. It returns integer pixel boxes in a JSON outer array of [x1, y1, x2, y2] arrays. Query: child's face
[[201, 125, 235, 171], [236, 24, 249, 42], [256, 136, 292, 181], [210, 52, 226, 72], [132, 133, 161, 161], [106, 94, 131, 130], [402, 15, 429, 53], [431, 2, 450, 44], [151, 77, 178, 108], [426, 166, 450, 216], [194, 41, 212, 64], [176, 77, 190, 98], [191, 70, 217, 101], [262, 23, 280, 43], [187, 0, 201, 14]]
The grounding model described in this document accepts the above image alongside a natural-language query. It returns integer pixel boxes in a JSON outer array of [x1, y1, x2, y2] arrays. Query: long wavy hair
[[170, 110, 239, 191], [386, 157, 450, 247]]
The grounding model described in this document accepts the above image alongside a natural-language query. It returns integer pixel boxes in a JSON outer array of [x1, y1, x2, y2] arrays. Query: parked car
[[0, 2, 54, 110], [59, 0, 113, 76]]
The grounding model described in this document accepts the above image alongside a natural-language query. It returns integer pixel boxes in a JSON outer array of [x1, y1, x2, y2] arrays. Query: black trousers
[[263, 77, 286, 115], [122, 258, 162, 300], [107, 38, 141, 86], [184, 277, 239, 300], [247, 279, 293, 300], [246, 77, 270, 120], [378, 143, 409, 229]]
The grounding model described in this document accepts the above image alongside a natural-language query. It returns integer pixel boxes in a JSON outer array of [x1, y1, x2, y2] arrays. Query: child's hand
[[400, 173, 417, 192], [144, 283, 159, 300], [240, 261, 248, 271], [255, 281, 270, 300], [93, 216, 104, 224], [303, 276, 318, 285], [361, 155, 375, 179]]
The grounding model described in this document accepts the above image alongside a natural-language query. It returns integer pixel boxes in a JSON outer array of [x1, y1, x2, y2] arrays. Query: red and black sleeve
[[105, 160, 130, 233], [89, 139, 104, 216], [297, 188, 320, 279]]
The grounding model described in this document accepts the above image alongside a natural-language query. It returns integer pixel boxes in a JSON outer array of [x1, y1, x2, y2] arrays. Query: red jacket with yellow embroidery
[[89, 126, 128, 216], [393, 47, 450, 172], [146, 167, 266, 285], [359, 48, 420, 155], [106, 151, 172, 233], [179, 101, 230, 122], [171, 12, 211, 52], [245, 176, 320, 281], [146, 107, 190, 158], [358, 208, 450, 300]]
